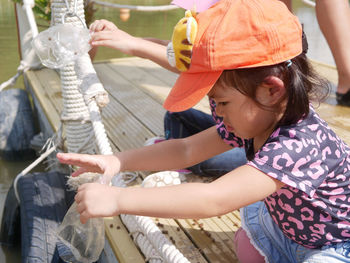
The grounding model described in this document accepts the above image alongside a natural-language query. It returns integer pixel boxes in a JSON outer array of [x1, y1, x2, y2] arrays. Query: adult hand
[[56, 152, 121, 183], [75, 183, 120, 224], [89, 19, 137, 55]]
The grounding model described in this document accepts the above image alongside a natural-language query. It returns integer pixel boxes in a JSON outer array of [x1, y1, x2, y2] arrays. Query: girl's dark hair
[[218, 52, 330, 127]]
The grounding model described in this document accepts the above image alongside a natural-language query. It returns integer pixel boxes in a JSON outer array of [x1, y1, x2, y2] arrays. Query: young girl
[[57, 0, 350, 262]]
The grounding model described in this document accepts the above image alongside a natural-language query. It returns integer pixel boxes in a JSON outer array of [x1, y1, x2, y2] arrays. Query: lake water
[[0, 0, 335, 261]]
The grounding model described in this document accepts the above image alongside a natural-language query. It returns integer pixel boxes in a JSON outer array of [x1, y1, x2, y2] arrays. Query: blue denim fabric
[[164, 109, 247, 177], [241, 201, 350, 263]]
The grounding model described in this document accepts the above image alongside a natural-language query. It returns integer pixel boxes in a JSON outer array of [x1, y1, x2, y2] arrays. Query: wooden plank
[[107, 59, 172, 105], [25, 70, 61, 132], [154, 217, 208, 263], [177, 218, 237, 263], [194, 218, 236, 254], [101, 102, 155, 150], [104, 217, 145, 263], [220, 213, 241, 232], [311, 59, 338, 86], [34, 68, 63, 113], [125, 57, 179, 87], [107, 58, 211, 114], [95, 63, 165, 136], [314, 103, 350, 145]]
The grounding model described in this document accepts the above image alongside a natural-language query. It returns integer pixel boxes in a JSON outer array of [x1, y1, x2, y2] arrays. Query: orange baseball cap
[[163, 0, 303, 112]]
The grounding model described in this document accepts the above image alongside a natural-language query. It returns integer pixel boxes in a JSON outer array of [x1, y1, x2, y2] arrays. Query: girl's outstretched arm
[[57, 126, 231, 177], [117, 126, 231, 172], [75, 164, 285, 224]]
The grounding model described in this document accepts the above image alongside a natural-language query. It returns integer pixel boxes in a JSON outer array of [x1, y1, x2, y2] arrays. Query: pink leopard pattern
[[210, 99, 350, 248]]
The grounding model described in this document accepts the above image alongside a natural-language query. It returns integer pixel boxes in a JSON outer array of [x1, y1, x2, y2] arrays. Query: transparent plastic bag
[[32, 24, 91, 69], [57, 202, 105, 263]]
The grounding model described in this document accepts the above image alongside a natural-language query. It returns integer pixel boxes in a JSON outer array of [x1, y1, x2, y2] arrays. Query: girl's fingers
[[74, 191, 81, 203], [57, 152, 85, 165], [90, 40, 112, 48], [80, 211, 89, 224], [57, 153, 95, 167], [76, 202, 85, 214], [90, 31, 113, 42], [89, 19, 117, 34], [100, 19, 116, 30], [71, 167, 89, 177], [89, 20, 100, 32], [89, 20, 104, 32], [95, 22, 105, 32]]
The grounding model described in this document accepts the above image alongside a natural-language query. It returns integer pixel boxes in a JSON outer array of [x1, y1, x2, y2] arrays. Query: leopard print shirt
[[210, 98, 350, 248]]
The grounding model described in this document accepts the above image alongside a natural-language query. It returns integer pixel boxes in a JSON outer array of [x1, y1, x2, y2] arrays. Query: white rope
[[13, 127, 64, 203], [0, 61, 32, 92], [0, 0, 43, 92], [75, 54, 109, 108], [58, 60, 96, 154], [91, 1, 179, 11], [23, 0, 39, 37], [113, 175, 190, 263]]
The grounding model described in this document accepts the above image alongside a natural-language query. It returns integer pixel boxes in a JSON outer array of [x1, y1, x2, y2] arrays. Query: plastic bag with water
[[32, 24, 91, 69], [57, 202, 105, 263]]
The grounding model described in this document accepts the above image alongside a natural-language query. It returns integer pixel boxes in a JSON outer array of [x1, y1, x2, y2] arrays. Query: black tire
[[0, 182, 21, 247], [0, 88, 36, 161], [17, 171, 75, 263]]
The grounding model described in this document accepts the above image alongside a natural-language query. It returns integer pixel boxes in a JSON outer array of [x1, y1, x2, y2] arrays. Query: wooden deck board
[[104, 217, 145, 263], [104, 58, 211, 114], [25, 70, 61, 132], [95, 63, 165, 136], [24, 57, 350, 263]]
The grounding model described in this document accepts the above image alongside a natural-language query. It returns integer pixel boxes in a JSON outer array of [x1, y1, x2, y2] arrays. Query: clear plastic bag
[[57, 202, 105, 263], [32, 24, 91, 69]]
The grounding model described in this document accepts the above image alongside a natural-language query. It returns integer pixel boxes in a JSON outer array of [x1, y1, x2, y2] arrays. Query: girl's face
[[208, 81, 283, 146]]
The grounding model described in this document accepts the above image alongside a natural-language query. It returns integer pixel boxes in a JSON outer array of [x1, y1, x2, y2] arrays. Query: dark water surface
[[0, 0, 334, 261]]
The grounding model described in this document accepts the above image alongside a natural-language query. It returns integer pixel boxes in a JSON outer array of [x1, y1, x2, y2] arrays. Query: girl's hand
[[75, 183, 120, 224], [89, 19, 137, 54], [89, 19, 118, 33], [56, 152, 121, 183]]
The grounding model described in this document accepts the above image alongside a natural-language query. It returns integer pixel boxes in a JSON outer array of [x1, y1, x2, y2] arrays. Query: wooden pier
[[24, 57, 350, 263]]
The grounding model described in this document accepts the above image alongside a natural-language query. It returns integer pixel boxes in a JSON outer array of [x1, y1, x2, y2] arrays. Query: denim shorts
[[164, 109, 247, 177], [241, 201, 350, 263]]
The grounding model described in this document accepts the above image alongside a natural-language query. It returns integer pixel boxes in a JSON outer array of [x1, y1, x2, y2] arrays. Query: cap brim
[[163, 70, 222, 112]]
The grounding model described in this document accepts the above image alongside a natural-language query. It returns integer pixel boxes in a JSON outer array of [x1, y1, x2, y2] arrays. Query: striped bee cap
[[164, 0, 302, 112]]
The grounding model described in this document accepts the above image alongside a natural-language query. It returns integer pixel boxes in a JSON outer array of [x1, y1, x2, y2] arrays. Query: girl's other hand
[[89, 19, 137, 54], [75, 183, 120, 224], [56, 152, 121, 180], [89, 19, 118, 33]]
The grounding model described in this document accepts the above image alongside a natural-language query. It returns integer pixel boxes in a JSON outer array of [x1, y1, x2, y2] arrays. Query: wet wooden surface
[[24, 57, 349, 263]]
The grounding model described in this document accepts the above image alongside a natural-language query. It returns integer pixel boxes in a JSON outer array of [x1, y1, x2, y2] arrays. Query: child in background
[[88, 16, 247, 177], [58, 0, 350, 262], [280, 0, 350, 107]]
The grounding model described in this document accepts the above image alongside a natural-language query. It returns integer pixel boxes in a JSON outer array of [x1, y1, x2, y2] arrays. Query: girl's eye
[[218, 101, 228, 106]]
